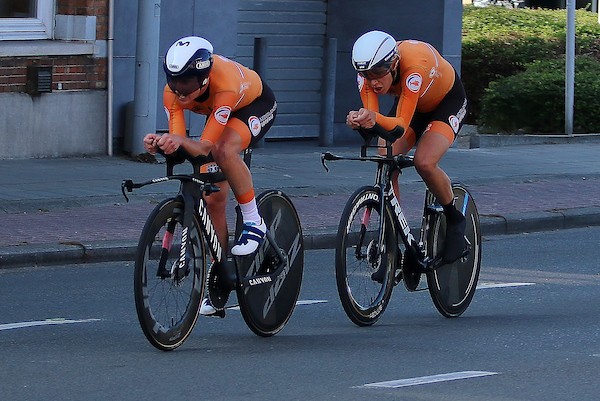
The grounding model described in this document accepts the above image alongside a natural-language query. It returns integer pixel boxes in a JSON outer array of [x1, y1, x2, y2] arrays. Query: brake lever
[[320, 153, 330, 172], [121, 179, 134, 202], [321, 151, 342, 172]]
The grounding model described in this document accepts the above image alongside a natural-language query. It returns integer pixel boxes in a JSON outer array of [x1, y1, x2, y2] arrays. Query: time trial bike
[[321, 125, 481, 326], [122, 149, 304, 351]]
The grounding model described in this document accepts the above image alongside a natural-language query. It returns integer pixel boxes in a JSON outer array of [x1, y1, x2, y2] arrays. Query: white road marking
[[296, 299, 328, 306], [477, 282, 535, 289], [361, 371, 498, 389], [228, 299, 327, 311], [0, 318, 101, 331]]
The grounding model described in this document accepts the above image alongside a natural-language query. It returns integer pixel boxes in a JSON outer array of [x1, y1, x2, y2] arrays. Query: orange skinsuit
[[358, 40, 457, 141], [163, 55, 263, 148]]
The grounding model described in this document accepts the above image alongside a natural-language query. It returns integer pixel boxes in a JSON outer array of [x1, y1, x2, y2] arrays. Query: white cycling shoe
[[199, 298, 225, 318], [231, 219, 267, 256]]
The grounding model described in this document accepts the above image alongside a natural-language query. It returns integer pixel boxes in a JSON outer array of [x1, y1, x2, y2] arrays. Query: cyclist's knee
[[211, 139, 241, 165], [413, 155, 437, 177]]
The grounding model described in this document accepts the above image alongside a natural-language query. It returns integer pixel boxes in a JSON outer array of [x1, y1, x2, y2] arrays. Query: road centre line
[[361, 371, 499, 389], [0, 318, 101, 331], [477, 282, 535, 289]]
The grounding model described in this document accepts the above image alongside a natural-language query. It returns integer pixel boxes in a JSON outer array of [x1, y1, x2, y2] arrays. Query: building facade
[[0, 0, 462, 159], [0, 0, 109, 159]]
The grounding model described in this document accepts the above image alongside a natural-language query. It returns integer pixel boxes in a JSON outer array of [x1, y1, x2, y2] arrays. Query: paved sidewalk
[[2, 140, 600, 268]]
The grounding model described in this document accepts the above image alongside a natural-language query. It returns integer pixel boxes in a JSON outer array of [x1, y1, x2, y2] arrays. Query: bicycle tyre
[[335, 186, 397, 326], [426, 184, 482, 317], [235, 190, 304, 337], [134, 198, 206, 351]]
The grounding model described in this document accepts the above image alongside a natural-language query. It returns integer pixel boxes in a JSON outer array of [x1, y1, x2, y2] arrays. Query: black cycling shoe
[[371, 264, 387, 284], [442, 217, 468, 264]]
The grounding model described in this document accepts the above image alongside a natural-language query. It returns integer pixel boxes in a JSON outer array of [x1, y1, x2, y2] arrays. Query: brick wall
[[57, 0, 108, 40], [0, 0, 108, 94]]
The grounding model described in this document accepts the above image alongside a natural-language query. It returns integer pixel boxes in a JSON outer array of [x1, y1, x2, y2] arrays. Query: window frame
[[0, 0, 55, 41]]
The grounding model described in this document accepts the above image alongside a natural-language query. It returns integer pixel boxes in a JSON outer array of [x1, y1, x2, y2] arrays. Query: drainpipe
[[131, 0, 161, 156], [107, 0, 114, 155]]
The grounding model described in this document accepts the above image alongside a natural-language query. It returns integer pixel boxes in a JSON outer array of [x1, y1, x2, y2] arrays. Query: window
[[0, 0, 54, 40]]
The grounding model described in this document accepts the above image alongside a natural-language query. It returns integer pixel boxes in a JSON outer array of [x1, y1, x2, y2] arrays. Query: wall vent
[[26, 66, 53, 95]]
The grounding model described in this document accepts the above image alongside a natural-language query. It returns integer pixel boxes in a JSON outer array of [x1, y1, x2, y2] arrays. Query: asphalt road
[[1, 227, 600, 400]]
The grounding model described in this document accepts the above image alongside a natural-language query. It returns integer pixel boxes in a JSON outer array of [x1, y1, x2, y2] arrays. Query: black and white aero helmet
[[163, 36, 214, 83], [351, 30, 398, 74]]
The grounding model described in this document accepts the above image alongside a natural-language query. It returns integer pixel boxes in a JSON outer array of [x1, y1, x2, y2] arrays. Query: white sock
[[239, 198, 261, 224]]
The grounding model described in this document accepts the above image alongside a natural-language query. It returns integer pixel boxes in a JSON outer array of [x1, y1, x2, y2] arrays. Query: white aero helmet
[[351, 30, 398, 79], [163, 36, 214, 81]]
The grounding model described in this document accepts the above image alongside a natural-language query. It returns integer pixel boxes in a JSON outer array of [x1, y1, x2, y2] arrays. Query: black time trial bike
[[321, 125, 481, 326], [122, 149, 304, 351]]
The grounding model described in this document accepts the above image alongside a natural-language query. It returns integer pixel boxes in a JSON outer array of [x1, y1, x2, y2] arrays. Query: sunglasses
[[167, 76, 208, 97], [359, 65, 392, 81]]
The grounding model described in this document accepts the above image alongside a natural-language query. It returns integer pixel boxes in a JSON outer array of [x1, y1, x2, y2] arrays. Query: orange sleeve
[[358, 74, 412, 132], [163, 85, 187, 137], [200, 91, 239, 144], [357, 74, 379, 112], [375, 90, 417, 132]]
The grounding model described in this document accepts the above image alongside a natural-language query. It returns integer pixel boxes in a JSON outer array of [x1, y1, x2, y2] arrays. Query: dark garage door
[[236, 0, 327, 140]]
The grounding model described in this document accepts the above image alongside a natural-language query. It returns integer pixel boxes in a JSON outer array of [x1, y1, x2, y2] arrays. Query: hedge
[[479, 56, 600, 133], [461, 5, 600, 132]]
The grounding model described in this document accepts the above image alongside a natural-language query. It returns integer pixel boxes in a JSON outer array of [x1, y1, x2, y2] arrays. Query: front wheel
[[335, 187, 397, 326], [235, 190, 304, 337], [426, 184, 481, 317], [133, 198, 206, 351]]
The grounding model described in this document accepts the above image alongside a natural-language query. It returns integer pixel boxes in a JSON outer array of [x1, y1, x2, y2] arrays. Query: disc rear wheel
[[426, 185, 481, 317], [234, 190, 304, 337]]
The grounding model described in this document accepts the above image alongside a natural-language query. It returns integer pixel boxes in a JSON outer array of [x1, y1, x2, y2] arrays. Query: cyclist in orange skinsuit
[[143, 36, 277, 315], [347, 31, 468, 265]]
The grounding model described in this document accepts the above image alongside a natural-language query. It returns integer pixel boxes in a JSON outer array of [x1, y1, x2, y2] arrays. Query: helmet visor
[[167, 75, 207, 97]]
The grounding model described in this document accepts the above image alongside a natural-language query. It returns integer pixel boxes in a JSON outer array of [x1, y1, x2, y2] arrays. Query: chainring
[[205, 262, 231, 310], [401, 248, 422, 291]]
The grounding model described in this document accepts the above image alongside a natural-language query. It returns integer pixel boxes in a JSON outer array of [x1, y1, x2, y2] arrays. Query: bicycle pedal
[[204, 309, 226, 319]]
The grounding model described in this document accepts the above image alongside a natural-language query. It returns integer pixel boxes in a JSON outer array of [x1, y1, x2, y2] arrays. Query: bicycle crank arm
[[422, 245, 472, 272]]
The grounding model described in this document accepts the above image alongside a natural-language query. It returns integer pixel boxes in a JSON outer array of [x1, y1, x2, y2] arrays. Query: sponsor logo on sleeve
[[406, 73, 422, 93], [214, 106, 232, 125], [248, 116, 261, 136]]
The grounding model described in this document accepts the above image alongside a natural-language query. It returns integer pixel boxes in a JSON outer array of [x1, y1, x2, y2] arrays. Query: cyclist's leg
[[210, 121, 265, 257], [199, 128, 250, 316], [416, 73, 468, 263], [384, 129, 415, 201], [220, 83, 277, 256], [413, 126, 454, 205], [201, 170, 230, 252], [415, 123, 466, 263]]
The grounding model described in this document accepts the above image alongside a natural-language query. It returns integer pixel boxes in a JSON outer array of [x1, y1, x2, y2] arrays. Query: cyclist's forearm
[[179, 137, 213, 157]]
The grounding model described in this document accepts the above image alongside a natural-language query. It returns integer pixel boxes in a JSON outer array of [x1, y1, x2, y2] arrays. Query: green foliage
[[478, 56, 600, 133], [462, 5, 600, 132]]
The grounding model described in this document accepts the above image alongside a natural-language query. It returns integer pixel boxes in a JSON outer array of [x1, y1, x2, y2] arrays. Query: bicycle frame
[[322, 140, 443, 273], [122, 157, 224, 280], [330, 125, 481, 324], [122, 154, 294, 290]]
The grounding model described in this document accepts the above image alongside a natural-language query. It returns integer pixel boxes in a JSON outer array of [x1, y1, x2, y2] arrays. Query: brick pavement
[[1, 176, 599, 248], [3, 140, 600, 267]]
